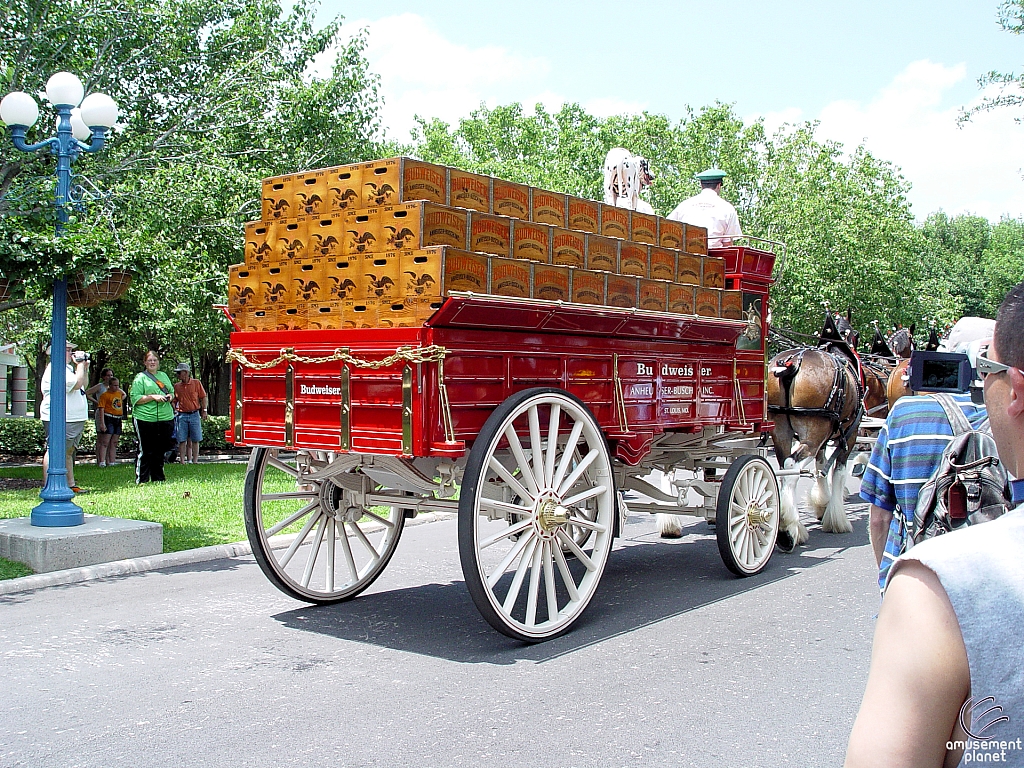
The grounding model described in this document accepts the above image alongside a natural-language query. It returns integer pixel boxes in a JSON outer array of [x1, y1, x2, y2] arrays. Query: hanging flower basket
[[93, 269, 133, 301], [67, 273, 101, 308]]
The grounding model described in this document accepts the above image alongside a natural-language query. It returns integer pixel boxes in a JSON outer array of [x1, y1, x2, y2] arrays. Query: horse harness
[[768, 348, 864, 450]]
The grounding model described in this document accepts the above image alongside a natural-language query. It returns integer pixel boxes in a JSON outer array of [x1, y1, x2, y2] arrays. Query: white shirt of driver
[[40, 362, 88, 422], [667, 188, 742, 247]]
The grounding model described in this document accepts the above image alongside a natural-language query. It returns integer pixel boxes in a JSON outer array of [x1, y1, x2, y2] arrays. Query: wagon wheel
[[244, 447, 405, 604], [459, 388, 615, 642], [715, 455, 780, 576]]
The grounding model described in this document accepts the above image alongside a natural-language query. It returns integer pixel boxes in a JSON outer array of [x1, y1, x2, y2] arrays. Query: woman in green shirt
[[130, 350, 175, 483]]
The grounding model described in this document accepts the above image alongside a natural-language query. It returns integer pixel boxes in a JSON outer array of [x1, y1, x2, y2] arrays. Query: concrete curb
[[0, 511, 456, 596]]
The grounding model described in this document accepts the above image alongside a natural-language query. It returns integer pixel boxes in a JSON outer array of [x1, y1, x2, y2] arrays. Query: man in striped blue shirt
[[859, 393, 988, 591]]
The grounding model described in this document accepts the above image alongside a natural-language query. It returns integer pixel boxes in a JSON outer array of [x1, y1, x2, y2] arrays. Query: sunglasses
[[977, 351, 1020, 380]]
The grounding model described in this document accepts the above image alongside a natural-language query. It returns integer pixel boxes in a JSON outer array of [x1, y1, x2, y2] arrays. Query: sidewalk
[[0, 510, 457, 596]]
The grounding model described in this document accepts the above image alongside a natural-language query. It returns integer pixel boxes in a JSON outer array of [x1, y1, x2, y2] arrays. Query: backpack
[[908, 394, 1013, 548]]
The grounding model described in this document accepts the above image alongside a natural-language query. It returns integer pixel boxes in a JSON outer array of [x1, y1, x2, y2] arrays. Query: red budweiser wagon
[[227, 243, 781, 641]]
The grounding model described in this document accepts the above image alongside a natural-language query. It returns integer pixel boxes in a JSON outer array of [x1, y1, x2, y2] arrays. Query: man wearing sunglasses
[[846, 282, 1024, 767]]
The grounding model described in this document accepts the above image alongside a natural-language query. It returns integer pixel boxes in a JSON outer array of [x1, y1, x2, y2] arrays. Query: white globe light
[[0, 91, 39, 128], [45, 72, 84, 107], [79, 92, 118, 129], [69, 108, 92, 141]]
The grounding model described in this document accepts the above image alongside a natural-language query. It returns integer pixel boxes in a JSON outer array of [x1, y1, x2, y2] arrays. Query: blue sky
[[317, 1, 1024, 220]]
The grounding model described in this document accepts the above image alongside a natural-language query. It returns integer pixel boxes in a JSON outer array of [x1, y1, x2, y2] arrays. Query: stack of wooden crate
[[227, 157, 743, 331]]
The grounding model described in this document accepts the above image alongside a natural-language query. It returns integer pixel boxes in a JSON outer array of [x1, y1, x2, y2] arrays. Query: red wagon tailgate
[[228, 326, 446, 457]]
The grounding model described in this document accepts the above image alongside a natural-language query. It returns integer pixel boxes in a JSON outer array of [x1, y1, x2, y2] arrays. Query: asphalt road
[[1, 481, 879, 768]]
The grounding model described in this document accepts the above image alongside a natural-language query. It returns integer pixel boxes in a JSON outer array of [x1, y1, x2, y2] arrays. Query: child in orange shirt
[[96, 377, 125, 467]]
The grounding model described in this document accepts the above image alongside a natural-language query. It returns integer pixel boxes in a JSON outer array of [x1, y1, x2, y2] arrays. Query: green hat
[[695, 167, 727, 182]]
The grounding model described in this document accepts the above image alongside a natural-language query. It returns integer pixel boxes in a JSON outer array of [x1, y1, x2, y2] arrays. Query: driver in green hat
[[667, 168, 742, 247]]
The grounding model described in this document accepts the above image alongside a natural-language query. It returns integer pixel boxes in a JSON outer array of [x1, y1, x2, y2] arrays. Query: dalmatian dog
[[603, 147, 655, 213]]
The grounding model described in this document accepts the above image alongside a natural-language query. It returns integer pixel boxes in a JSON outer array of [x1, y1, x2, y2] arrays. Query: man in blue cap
[[667, 168, 742, 247]]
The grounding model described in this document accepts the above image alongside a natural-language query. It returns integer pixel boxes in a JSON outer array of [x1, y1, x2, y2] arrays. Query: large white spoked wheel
[[244, 447, 405, 604], [459, 388, 615, 642], [715, 455, 780, 576]]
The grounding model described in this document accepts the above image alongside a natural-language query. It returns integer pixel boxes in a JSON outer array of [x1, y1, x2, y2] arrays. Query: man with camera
[[859, 349, 988, 593], [40, 341, 90, 493], [845, 281, 1024, 767]]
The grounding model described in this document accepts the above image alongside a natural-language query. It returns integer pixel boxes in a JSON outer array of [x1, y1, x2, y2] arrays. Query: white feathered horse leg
[[649, 469, 683, 538], [807, 454, 830, 521], [778, 458, 809, 549], [820, 458, 853, 534]]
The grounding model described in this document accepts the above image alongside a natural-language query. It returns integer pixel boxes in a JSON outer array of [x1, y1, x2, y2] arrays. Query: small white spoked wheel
[[244, 448, 405, 603], [715, 455, 780, 576], [459, 388, 615, 642]]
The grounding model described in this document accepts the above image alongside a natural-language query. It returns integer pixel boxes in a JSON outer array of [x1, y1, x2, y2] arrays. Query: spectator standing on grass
[[130, 351, 175, 483], [95, 377, 125, 467], [845, 281, 1024, 767], [172, 362, 207, 465], [40, 340, 90, 493], [86, 367, 113, 466]]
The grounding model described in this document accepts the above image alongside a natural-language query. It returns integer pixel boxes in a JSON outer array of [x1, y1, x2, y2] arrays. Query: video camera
[[907, 351, 973, 394], [72, 351, 91, 364]]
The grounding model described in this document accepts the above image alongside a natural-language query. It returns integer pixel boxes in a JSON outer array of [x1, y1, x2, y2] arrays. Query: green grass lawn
[[0, 461, 250, 579]]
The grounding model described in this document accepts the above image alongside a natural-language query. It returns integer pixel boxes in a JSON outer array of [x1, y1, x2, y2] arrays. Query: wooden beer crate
[[489, 257, 531, 298], [448, 169, 491, 213], [344, 208, 384, 255], [270, 218, 308, 262], [685, 223, 709, 255], [511, 220, 550, 263], [696, 287, 721, 317], [638, 279, 669, 312], [570, 269, 606, 305], [703, 256, 726, 288], [566, 196, 600, 234], [721, 290, 743, 320], [532, 263, 570, 302], [261, 175, 294, 220], [619, 243, 649, 278], [649, 247, 677, 282], [585, 234, 619, 272], [600, 205, 629, 240], [531, 191, 567, 227], [630, 212, 658, 245], [469, 212, 513, 257], [676, 254, 703, 286], [307, 214, 345, 259], [492, 179, 530, 220], [244, 222, 273, 267], [668, 284, 695, 315], [551, 228, 585, 268], [325, 166, 361, 214], [293, 170, 328, 217], [659, 218, 684, 250], [606, 274, 638, 309]]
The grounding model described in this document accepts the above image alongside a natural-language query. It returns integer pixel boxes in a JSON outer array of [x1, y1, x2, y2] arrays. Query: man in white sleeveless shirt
[[666, 168, 742, 247], [845, 281, 1024, 767]]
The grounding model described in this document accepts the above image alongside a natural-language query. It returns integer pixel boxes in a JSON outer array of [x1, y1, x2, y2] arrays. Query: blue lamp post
[[1, 72, 119, 527]]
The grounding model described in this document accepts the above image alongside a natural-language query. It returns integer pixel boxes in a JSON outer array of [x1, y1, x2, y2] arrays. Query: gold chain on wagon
[[225, 344, 448, 370]]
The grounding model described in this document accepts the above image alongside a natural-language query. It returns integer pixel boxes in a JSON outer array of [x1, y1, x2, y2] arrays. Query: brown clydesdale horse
[[767, 318, 864, 551], [885, 325, 940, 410]]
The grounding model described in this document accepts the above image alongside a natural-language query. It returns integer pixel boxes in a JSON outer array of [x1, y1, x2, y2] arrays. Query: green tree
[[1, 0, 383, 410]]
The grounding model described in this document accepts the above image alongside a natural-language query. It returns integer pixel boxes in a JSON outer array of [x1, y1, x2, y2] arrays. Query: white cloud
[[334, 13, 551, 141], [763, 60, 1024, 221], [324, 14, 650, 142]]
